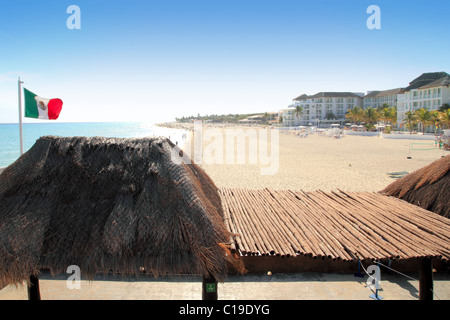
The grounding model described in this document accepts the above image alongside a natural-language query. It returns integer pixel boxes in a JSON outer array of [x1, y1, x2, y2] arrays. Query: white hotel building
[[280, 72, 450, 131], [397, 72, 450, 128], [280, 92, 363, 126], [363, 88, 403, 109]]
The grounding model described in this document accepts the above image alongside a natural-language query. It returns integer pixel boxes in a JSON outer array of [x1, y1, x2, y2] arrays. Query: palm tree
[[325, 112, 336, 120], [363, 107, 379, 126], [364, 123, 376, 131], [379, 106, 397, 129], [439, 103, 450, 112], [431, 111, 441, 133], [439, 108, 450, 129], [345, 106, 364, 125], [401, 111, 418, 135], [379, 107, 391, 126], [414, 108, 433, 134], [294, 106, 303, 124], [389, 106, 398, 126], [377, 103, 390, 114], [263, 112, 269, 124]]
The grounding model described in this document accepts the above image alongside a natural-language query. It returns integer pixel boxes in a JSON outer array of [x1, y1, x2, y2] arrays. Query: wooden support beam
[[202, 274, 218, 300], [27, 274, 41, 300], [419, 257, 433, 301]]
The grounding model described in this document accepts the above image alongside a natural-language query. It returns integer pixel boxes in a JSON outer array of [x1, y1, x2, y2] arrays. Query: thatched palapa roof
[[381, 156, 450, 218], [0, 136, 242, 287]]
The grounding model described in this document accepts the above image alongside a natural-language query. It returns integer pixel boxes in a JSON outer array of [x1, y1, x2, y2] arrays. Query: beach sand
[[183, 125, 447, 192]]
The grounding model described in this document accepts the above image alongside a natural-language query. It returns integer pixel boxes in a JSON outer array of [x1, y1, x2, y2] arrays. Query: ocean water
[[0, 122, 189, 168]]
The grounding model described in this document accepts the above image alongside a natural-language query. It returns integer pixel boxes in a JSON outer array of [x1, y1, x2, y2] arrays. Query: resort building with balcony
[[280, 92, 363, 126], [397, 72, 450, 130], [278, 108, 299, 126], [363, 88, 403, 109], [278, 72, 449, 131]]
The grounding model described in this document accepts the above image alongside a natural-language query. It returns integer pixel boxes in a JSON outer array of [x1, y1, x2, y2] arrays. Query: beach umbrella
[[380, 155, 450, 218], [0, 136, 243, 299]]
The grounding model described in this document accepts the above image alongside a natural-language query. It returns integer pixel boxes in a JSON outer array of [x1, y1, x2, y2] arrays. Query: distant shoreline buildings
[[279, 71, 450, 130]]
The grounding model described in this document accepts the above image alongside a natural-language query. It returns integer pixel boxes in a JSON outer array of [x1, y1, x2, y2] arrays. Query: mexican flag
[[24, 88, 63, 120]]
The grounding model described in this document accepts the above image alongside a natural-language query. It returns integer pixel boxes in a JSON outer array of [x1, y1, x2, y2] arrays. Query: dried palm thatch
[[380, 155, 450, 218], [0, 136, 243, 288]]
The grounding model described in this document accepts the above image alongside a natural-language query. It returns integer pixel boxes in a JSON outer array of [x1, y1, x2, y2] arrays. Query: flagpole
[[18, 77, 24, 155]]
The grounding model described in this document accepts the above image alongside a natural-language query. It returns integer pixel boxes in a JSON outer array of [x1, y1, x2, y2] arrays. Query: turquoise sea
[[0, 122, 189, 168]]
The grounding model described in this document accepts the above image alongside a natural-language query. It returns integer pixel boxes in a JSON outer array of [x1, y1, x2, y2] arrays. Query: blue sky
[[0, 0, 449, 123]]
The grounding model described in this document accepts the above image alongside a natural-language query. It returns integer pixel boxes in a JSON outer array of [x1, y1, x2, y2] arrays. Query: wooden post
[[419, 257, 433, 300], [27, 274, 41, 300], [202, 274, 218, 300]]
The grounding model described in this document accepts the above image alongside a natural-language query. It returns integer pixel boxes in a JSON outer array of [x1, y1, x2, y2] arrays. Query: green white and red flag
[[24, 88, 63, 120]]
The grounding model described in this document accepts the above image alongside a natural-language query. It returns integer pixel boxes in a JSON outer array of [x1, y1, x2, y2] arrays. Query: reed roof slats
[[219, 188, 450, 261]]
